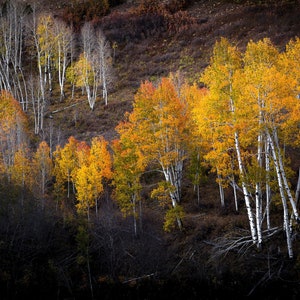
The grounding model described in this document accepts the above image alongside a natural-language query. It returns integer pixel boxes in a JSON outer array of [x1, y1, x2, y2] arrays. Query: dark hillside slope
[[44, 0, 300, 143]]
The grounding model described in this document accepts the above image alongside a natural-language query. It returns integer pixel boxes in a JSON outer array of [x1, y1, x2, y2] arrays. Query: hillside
[[1, 1, 300, 299], [42, 0, 300, 144]]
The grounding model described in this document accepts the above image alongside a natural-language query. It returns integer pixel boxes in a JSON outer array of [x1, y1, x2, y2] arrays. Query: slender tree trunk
[[265, 139, 271, 231], [161, 162, 184, 230], [132, 195, 137, 238], [33, 29, 46, 133], [273, 129, 299, 222], [232, 177, 238, 212], [234, 131, 258, 245], [295, 167, 300, 205], [255, 130, 263, 246], [195, 183, 200, 206], [217, 173, 225, 208], [267, 132, 293, 258], [58, 42, 64, 101]]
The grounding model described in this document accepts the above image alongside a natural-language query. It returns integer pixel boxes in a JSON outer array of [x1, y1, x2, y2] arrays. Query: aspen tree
[[80, 22, 98, 109], [94, 29, 113, 106], [89, 136, 112, 217], [72, 53, 97, 110], [242, 38, 300, 257], [53, 136, 80, 198], [27, 74, 44, 134], [27, 7, 47, 133], [198, 38, 258, 245], [73, 137, 112, 222], [32, 141, 53, 209], [36, 14, 55, 94], [112, 120, 146, 237], [279, 37, 300, 145], [280, 37, 300, 97], [0, 90, 28, 180], [195, 37, 300, 257], [0, 1, 28, 109], [73, 141, 91, 220], [180, 83, 208, 207], [125, 76, 192, 231], [10, 147, 32, 207], [237, 38, 280, 246], [72, 22, 112, 109], [52, 18, 74, 101]]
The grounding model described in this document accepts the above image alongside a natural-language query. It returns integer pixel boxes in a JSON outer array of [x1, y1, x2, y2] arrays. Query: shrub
[[62, 0, 110, 30], [99, 0, 197, 44]]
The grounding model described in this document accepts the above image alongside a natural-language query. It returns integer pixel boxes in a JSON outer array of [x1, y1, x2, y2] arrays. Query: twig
[[122, 273, 156, 284], [50, 100, 88, 115]]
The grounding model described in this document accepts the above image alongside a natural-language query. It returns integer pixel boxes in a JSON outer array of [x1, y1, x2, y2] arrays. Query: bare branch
[[208, 227, 282, 259]]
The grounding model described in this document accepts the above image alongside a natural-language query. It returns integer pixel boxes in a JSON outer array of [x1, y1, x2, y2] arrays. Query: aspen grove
[[0, 32, 300, 259], [1, 0, 300, 283]]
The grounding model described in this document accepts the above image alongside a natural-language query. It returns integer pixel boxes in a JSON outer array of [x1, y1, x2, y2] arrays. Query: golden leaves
[[53, 135, 112, 215], [194, 37, 300, 190]]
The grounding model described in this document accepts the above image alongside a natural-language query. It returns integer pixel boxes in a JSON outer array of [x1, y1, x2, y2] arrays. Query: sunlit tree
[[112, 121, 146, 237], [53, 136, 80, 199], [32, 141, 53, 209], [194, 37, 300, 257], [10, 147, 32, 207], [0, 90, 28, 180], [122, 76, 194, 231], [73, 136, 112, 221]]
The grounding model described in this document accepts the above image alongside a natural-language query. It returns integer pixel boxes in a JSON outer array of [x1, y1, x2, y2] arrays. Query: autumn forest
[[1, 0, 300, 299]]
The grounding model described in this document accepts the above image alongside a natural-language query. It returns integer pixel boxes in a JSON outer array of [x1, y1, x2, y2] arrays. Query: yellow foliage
[[193, 37, 300, 197], [0, 90, 29, 177]]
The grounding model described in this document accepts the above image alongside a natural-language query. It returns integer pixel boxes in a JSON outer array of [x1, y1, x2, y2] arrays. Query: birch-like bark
[[232, 177, 238, 212], [160, 160, 184, 230], [272, 129, 299, 222], [0, 18, 12, 93], [2, 2, 28, 109], [99, 37, 108, 105], [229, 92, 257, 243], [28, 74, 44, 134], [95, 29, 111, 106], [53, 19, 73, 101], [295, 167, 300, 205], [265, 139, 271, 231], [29, 7, 46, 133], [255, 120, 263, 245], [217, 172, 225, 208], [267, 132, 293, 258], [234, 131, 258, 245]]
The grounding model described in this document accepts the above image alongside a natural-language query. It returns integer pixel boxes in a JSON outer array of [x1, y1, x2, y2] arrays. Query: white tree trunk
[[161, 161, 184, 230], [234, 131, 258, 245], [265, 139, 271, 231], [232, 177, 238, 212], [267, 132, 294, 258], [295, 167, 300, 205], [217, 172, 225, 208], [273, 129, 299, 222], [255, 130, 263, 246]]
